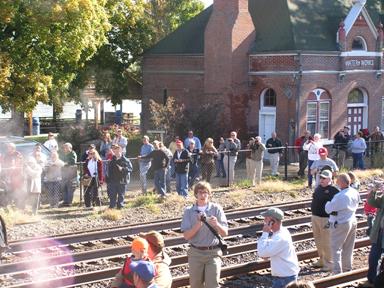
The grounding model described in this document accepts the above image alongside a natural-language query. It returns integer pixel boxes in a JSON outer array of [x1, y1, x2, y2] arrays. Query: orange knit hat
[[131, 237, 149, 252]]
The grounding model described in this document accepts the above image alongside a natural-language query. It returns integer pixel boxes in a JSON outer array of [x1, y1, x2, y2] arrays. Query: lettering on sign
[[345, 59, 374, 68]]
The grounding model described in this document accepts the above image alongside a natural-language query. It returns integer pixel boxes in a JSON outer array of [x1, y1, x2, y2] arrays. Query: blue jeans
[[215, 158, 226, 177], [272, 275, 297, 288], [165, 164, 171, 193], [352, 152, 365, 169], [188, 163, 199, 187], [176, 173, 188, 197], [154, 168, 166, 196], [307, 160, 314, 187], [139, 161, 151, 193], [108, 182, 126, 208], [368, 230, 383, 283], [62, 178, 76, 204]]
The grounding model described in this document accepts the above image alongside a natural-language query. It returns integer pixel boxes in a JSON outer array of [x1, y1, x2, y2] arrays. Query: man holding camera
[[325, 173, 359, 274], [223, 131, 241, 186], [181, 181, 228, 288], [250, 136, 266, 186], [258, 207, 300, 288]]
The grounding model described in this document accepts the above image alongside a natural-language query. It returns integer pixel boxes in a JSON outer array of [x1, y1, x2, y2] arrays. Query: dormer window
[[351, 36, 367, 51]]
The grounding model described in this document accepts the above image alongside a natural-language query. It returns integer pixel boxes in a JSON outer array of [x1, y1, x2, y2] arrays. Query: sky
[[202, 0, 213, 7]]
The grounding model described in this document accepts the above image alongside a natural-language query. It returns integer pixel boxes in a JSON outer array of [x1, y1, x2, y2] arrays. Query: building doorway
[[259, 88, 276, 156], [347, 88, 368, 136]]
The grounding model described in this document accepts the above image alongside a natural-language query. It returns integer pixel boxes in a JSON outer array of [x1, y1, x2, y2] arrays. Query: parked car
[[0, 136, 50, 158]]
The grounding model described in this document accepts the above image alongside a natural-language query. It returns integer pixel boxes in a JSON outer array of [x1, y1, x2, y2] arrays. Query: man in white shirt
[[325, 173, 359, 274], [258, 207, 300, 288], [43, 132, 58, 151]]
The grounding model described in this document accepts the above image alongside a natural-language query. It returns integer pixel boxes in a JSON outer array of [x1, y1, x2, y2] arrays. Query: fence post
[[370, 140, 374, 168], [79, 162, 83, 206], [284, 143, 288, 181], [227, 151, 230, 187]]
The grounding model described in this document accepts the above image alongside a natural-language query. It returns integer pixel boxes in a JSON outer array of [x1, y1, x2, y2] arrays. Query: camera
[[200, 214, 207, 222]]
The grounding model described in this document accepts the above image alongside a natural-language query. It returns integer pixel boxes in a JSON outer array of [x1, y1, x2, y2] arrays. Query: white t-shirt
[[258, 226, 300, 277], [44, 139, 58, 151]]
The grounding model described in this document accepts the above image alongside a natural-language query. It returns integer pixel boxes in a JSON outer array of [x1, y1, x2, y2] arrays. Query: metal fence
[[1, 139, 383, 209]]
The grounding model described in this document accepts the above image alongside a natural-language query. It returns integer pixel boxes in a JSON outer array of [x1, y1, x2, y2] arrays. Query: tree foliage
[[0, 0, 205, 113], [76, 0, 205, 104], [0, 0, 110, 112], [149, 97, 226, 144]]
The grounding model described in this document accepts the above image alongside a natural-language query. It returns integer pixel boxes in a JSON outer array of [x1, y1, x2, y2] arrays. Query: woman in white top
[[24, 157, 43, 214], [303, 133, 323, 189], [83, 149, 103, 209]]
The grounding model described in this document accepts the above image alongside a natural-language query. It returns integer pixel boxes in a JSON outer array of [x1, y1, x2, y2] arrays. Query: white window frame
[[306, 100, 330, 139], [260, 88, 277, 113], [351, 36, 367, 51], [347, 88, 368, 129], [381, 97, 384, 129]]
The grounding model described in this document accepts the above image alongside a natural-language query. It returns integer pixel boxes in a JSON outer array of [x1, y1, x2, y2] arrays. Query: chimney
[[204, 0, 255, 94]]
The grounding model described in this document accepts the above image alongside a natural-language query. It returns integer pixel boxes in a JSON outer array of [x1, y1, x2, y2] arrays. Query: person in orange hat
[[140, 231, 172, 288], [111, 237, 152, 288]]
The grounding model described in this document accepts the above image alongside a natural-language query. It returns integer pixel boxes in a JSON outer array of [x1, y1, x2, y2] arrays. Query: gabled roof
[[144, 6, 212, 55], [251, 0, 381, 53], [145, 0, 382, 55]]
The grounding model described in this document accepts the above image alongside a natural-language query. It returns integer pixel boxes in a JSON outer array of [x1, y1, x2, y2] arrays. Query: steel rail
[[8, 192, 368, 254], [5, 226, 370, 288], [313, 267, 368, 288]]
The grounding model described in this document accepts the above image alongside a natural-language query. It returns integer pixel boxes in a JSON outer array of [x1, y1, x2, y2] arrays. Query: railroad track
[[1, 193, 370, 287], [2, 220, 369, 287]]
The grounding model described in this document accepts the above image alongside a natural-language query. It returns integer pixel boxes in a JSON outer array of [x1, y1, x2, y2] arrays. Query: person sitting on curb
[[111, 237, 152, 288], [139, 231, 172, 288], [130, 260, 158, 288], [257, 207, 300, 288]]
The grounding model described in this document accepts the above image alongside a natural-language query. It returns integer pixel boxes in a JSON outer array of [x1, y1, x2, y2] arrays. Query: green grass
[[126, 194, 160, 208]]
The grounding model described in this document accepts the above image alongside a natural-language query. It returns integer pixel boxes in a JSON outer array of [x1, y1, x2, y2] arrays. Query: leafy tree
[[75, 0, 205, 104], [149, 97, 226, 144], [147, 0, 205, 42], [0, 0, 111, 113]]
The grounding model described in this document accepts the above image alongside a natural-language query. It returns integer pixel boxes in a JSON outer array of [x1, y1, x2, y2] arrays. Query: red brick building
[[142, 0, 384, 144]]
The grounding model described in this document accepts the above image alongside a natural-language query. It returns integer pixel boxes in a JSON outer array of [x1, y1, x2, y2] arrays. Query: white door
[[259, 112, 276, 159]]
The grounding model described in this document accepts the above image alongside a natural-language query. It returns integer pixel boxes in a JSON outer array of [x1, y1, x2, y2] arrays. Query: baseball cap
[[319, 170, 332, 179], [318, 147, 328, 156], [260, 207, 284, 221], [129, 260, 156, 282], [131, 237, 149, 252], [176, 140, 183, 145], [139, 231, 165, 250]]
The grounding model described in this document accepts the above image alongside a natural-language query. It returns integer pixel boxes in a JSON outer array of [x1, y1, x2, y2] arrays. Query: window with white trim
[[352, 36, 367, 51], [382, 98, 384, 129], [306, 101, 330, 139]]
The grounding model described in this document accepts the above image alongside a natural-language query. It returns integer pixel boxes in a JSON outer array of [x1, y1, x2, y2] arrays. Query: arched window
[[351, 36, 367, 51], [347, 88, 368, 135], [348, 89, 364, 103], [306, 89, 331, 139], [263, 88, 276, 107]]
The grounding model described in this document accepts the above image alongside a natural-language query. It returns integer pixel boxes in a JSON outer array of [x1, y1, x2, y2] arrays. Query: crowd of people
[[0, 125, 383, 212]]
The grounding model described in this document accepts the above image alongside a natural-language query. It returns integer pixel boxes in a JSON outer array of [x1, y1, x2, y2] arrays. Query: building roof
[[146, 0, 382, 55], [251, 0, 381, 53], [145, 6, 212, 55]]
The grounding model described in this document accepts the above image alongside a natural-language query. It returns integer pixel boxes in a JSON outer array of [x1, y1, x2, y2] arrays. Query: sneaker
[[320, 266, 331, 272], [359, 281, 374, 288], [312, 260, 323, 268]]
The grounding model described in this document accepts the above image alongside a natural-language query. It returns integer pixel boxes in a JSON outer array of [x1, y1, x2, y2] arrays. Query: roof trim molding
[[344, 0, 378, 39]]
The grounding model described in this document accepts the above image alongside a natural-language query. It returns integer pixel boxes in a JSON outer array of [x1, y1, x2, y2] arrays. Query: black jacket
[[173, 149, 190, 174]]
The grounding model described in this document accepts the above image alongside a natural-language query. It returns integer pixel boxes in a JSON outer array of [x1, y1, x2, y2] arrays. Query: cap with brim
[[319, 170, 332, 178], [111, 143, 120, 148], [318, 147, 328, 155], [139, 231, 164, 250], [129, 260, 156, 282], [260, 207, 284, 221]]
